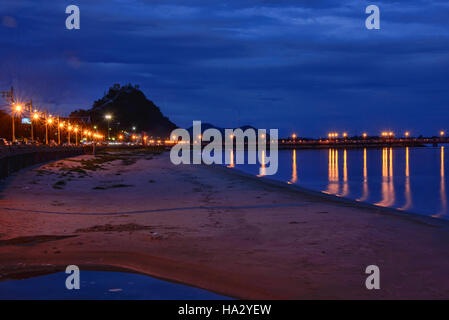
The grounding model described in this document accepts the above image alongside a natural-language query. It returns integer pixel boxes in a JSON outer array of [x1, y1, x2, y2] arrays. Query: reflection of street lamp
[[105, 114, 112, 140]]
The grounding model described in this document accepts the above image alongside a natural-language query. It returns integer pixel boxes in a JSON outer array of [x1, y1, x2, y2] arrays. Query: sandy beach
[[0, 149, 448, 299]]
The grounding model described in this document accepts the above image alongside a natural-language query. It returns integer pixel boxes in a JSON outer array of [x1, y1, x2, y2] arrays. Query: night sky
[[0, 0, 448, 137]]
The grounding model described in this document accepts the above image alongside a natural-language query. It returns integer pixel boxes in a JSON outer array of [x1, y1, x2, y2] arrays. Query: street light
[[45, 117, 53, 145], [31, 112, 39, 142], [74, 127, 79, 145], [68, 125, 73, 145], [57, 118, 63, 145], [440, 131, 445, 137], [12, 103, 22, 142], [105, 114, 112, 140]]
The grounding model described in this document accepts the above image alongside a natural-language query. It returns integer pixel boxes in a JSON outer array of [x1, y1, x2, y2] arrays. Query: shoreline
[[1, 151, 449, 299], [213, 164, 449, 229]]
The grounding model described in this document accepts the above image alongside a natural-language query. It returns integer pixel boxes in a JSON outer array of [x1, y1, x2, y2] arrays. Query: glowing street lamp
[[381, 131, 394, 138], [31, 112, 39, 142], [440, 131, 445, 137], [45, 116, 54, 145], [292, 133, 297, 140], [57, 118, 63, 145], [405, 131, 410, 137], [362, 133, 367, 138], [11, 103, 22, 142], [67, 125, 73, 145], [105, 114, 112, 140], [74, 127, 79, 145], [343, 132, 348, 138]]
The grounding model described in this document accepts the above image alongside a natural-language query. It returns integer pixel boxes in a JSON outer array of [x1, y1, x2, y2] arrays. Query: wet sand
[[0, 150, 449, 299]]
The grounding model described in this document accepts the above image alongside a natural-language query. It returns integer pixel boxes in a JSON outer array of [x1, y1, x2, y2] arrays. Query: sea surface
[[226, 146, 448, 219], [0, 271, 232, 300]]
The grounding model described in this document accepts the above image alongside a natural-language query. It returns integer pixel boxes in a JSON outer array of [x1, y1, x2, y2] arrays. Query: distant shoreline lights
[[169, 121, 279, 175]]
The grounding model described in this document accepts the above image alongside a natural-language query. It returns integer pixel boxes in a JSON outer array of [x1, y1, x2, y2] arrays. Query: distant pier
[[277, 137, 449, 149]]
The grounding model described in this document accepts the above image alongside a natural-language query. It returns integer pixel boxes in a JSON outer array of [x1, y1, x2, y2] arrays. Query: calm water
[[228, 146, 448, 219], [0, 271, 232, 300]]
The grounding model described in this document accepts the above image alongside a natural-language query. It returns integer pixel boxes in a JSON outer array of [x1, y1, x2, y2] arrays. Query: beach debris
[[148, 232, 163, 240], [52, 180, 66, 189]]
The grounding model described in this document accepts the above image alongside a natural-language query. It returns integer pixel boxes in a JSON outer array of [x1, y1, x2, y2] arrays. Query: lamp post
[[58, 118, 63, 145], [46, 115, 53, 145], [68, 125, 72, 145], [12, 104, 22, 143], [25, 100, 33, 141], [105, 114, 112, 141], [32, 111, 39, 142], [74, 127, 79, 145]]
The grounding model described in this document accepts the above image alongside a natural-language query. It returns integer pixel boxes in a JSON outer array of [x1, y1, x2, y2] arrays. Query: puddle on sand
[[0, 270, 233, 300]]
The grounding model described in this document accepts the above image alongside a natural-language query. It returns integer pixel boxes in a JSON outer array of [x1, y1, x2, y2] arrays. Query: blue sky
[[0, 0, 448, 137]]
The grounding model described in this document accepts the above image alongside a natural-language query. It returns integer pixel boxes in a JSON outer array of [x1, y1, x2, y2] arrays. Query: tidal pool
[[0, 270, 232, 300]]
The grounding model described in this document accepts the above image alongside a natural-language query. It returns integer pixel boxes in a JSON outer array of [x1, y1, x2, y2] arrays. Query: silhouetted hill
[[70, 84, 177, 137]]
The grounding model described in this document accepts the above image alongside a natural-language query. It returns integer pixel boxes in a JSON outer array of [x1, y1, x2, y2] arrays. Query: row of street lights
[[2, 87, 105, 145]]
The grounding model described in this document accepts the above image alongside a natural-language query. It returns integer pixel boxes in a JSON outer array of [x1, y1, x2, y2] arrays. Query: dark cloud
[[0, 0, 448, 136]]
